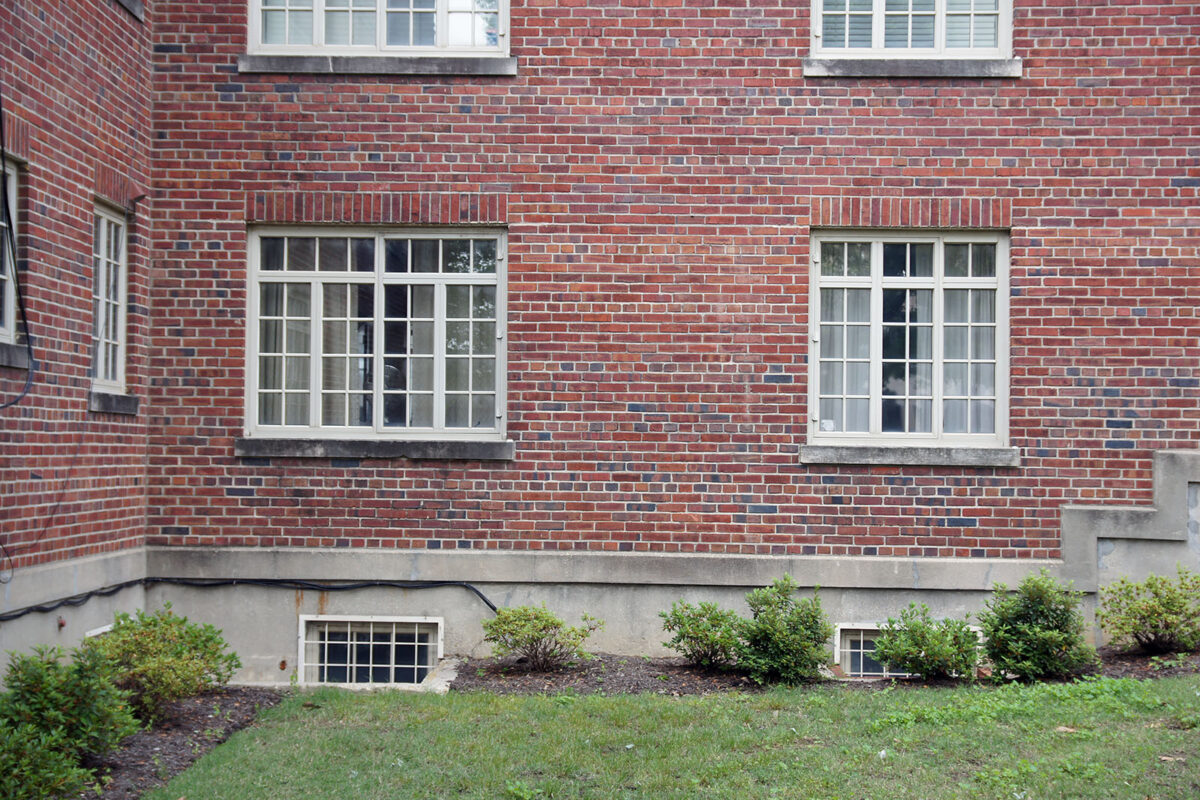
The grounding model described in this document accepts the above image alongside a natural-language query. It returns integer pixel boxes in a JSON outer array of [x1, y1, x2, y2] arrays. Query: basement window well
[[299, 615, 442, 687]]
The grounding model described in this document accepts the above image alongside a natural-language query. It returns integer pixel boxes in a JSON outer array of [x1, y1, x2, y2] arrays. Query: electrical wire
[[0, 576, 499, 624]]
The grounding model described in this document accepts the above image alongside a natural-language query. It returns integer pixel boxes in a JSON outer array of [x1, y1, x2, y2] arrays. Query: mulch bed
[[80, 687, 282, 800], [79, 647, 1200, 798]]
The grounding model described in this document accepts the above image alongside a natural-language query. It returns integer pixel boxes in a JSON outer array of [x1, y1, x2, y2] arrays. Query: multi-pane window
[[248, 229, 505, 440], [252, 0, 506, 54], [92, 207, 127, 392], [815, 0, 1009, 56], [0, 166, 15, 344], [811, 232, 1007, 446], [300, 617, 442, 687], [837, 628, 910, 678]]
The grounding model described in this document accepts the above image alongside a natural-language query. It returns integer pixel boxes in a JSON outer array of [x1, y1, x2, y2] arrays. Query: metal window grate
[[300, 616, 442, 686]]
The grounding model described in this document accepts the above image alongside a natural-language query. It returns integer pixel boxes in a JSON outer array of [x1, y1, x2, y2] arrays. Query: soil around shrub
[[76, 648, 1200, 798], [79, 686, 282, 799]]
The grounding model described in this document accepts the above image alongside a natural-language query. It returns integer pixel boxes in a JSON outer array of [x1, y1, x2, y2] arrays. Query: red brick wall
[[13, 1, 1198, 567], [0, 0, 153, 570]]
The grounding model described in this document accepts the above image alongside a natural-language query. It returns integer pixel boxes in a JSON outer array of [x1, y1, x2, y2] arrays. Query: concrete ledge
[[238, 54, 518, 77], [115, 0, 145, 22], [802, 57, 1022, 79], [88, 390, 139, 416], [235, 437, 516, 461], [0, 341, 31, 369], [147, 546, 1046, 592], [800, 445, 1020, 467]]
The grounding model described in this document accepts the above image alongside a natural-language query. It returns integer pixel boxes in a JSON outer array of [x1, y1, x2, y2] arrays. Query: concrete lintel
[[238, 54, 519, 77], [146, 546, 1046, 593], [800, 445, 1020, 467], [801, 57, 1022, 79], [234, 437, 515, 461]]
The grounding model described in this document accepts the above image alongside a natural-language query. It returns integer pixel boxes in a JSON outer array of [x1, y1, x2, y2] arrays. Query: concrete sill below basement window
[[237, 54, 518, 77], [88, 391, 140, 416], [0, 341, 31, 370], [801, 58, 1022, 79], [800, 445, 1021, 468], [235, 438, 516, 462]]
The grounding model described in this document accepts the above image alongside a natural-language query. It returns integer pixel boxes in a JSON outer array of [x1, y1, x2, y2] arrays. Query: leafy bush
[[85, 604, 241, 722], [873, 603, 979, 680], [482, 605, 603, 671], [0, 645, 138, 759], [736, 575, 832, 685], [1098, 566, 1200, 653], [978, 571, 1098, 682], [0, 723, 94, 800], [660, 601, 741, 670]]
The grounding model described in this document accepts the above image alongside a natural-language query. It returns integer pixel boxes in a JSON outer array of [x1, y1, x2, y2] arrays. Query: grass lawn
[[146, 676, 1200, 800]]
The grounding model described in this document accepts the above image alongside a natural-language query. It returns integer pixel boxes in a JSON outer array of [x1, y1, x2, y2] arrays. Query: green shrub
[[873, 604, 979, 680], [85, 604, 241, 722], [660, 601, 741, 670], [0, 723, 94, 800], [482, 605, 603, 671], [0, 645, 138, 760], [978, 571, 1098, 682], [736, 575, 832, 685], [1098, 566, 1200, 653]]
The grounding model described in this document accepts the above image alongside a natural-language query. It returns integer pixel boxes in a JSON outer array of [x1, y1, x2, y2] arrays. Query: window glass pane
[[820, 289, 843, 322], [473, 358, 495, 390], [911, 15, 934, 47], [288, 238, 316, 270], [908, 399, 932, 432], [882, 290, 906, 323], [944, 243, 969, 276], [944, 290, 968, 323], [348, 394, 371, 426], [944, 399, 967, 433], [845, 398, 869, 431], [445, 394, 469, 427], [974, 15, 998, 48], [820, 241, 844, 276], [846, 326, 870, 358], [323, 357, 347, 389], [410, 358, 433, 390], [259, 392, 282, 424], [473, 240, 497, 273], [972, 243, 996, 277], [286, 319, 309, 352], [412, 240, 438, 272], [971, 290, 995, 323], [846, 289, 870, 322], [472, 322, 496, 355], [260, 356, 283, 389], [910, 326, 931, 359], [385, 239, 409, 272], [819, 398, 843, 432], [448, 13, 473, 46], [383, 357, 406, 390], [322, 394, 345, 425], [971, 327, 994, 359], [444, 240, 471, 273], [946, 15, 971, 47], [319, 238, 348, 271], [826, 0, 846, 9], [820, 362, 843, 395], [285, 356, 309, 389], [884, 15, 908, 48], [846, 243, 871, 276], [820, 326, 843, 358], [910, 363, 932, 396], [413, 12, 436, 46], [384, 394, 406, 426], [882, 362, 905, 396], [261, 283, 284, 316], [882, 326, 905, 359], [883, 243, 907, 276], [847, 15, 872, 48], [447, 359, 469, 391], [261, 238, 285, 271], [971, 363, 995, 395], [411, 321, 433, 354], [447, 285, 470, 318], [947, 0, 971, 10], [289, 11, 313, 44], [387, 12, 411, 45], [846, 362, 870, 395], [944, 327, 968, 360], [285, 392, 308, 424], [823, 15, 846, 48], [263, 10, 287, 43], [944, 363, 967, 395], [473, 286, 496, 318], [911, 244, 933, 277], [881, 398, 904, 431], [412, 285, 434, 318], [261, 320, 283, 352], [472, 394, 495, 428], [446, 322, 470, 355], [326, 11, 350, 43], [971, 399, 995, 433], [910, 290, 932, 323], [410, 394, 433, 426], [352, 11, 376, 45]]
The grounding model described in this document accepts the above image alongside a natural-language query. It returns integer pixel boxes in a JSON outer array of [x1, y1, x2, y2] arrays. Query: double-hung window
[[0, 165, 15, 345], [92, 207, 128, 393], [249, 0, 508, 56], [247, 228, 506, 441], [813, 0, 1012, 59], [810, 232, 1008, 447]]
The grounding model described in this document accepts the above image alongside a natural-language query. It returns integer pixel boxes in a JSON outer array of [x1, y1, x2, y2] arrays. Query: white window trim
[[834, 624, 911, 678], [808, 230, 1010, 449], [0, 164, 16, 345], [297, 614, 443, 689], [247, 0, 510, 58], [245, 226, 508, 442], [810, 0, 1013, 60], [92, 205, 128, 394]]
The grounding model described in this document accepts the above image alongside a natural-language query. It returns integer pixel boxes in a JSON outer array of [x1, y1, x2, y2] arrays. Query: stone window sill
[[238, 54, 518, 77], [802, 58, 1022, 79], [89, 391, 139, 416], [235, 438, 516, 461], [116, 0, 145, 23], [800, 445, 1020, 467], [0, 341, 30, 370]]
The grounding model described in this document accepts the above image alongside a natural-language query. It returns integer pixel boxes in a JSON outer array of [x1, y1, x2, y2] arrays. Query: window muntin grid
[[253, 0, 506, 55], [838, 628, 910, 678], [92, 207, 127, 392], [300, 617, 442, 686], [813, 0, 1007, 57], [248, 229, 505, 440], [811, 232, 1007, 446], [0, 167, 15, 344]]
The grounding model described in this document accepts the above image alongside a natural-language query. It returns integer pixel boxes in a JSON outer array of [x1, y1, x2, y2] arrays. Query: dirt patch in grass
[[80, 686, 282, 799]]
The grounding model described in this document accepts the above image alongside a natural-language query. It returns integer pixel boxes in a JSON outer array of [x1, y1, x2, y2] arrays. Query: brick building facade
[[1, 0, 1198, 683]]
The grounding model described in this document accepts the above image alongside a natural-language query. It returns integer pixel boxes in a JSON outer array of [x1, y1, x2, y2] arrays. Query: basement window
[[299, 615, 442, 687], [835, 626, 910, 678]]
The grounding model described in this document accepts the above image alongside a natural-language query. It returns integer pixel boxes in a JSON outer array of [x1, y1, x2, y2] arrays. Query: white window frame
[[809, 230, 1010, 448], [297, 614, 443, 689], [0, 164, 16, 345], [92, 206, 128, 394], [247, 0, 510, 58], [834, 625, 911, 678], [810, 0, 1013, 60], [245, 226, 507, 442]]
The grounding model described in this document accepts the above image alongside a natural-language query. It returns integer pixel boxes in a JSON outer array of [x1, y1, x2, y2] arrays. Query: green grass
[[146, 676, 1200, 800]]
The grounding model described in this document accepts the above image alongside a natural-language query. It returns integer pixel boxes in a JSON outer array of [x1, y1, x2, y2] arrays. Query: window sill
[[801, 57, 1022, 79], [115, 0, 145, 23], [237, 54, 518, 77], [88, 391, 139, 416], [800, 445, 1020, 467], [234, 437, 516, 461], [0, 341, 30, 370]]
